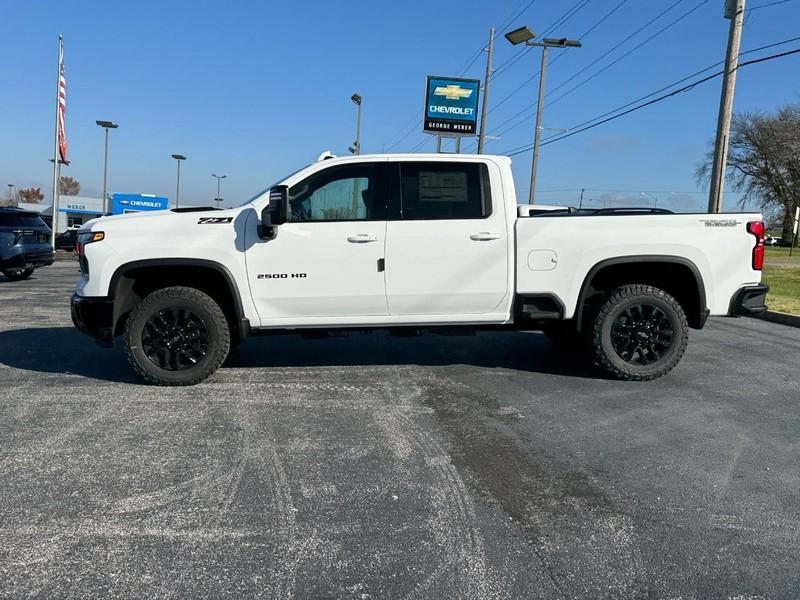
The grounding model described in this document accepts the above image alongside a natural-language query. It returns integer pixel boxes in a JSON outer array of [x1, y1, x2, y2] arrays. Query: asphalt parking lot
[[1, 261, 799, 599]]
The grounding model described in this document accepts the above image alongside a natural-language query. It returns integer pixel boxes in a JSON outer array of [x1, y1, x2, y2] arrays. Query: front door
[[246, 162, 389, 324], [384, 161, 509, 317]]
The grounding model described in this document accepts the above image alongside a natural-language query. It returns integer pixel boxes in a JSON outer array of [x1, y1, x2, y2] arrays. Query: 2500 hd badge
[[257, 273, 308, 279]]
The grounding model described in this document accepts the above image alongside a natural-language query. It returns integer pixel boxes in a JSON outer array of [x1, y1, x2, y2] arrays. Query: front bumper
[[729, 284, 769, 317], [71, 293, 114, 344]]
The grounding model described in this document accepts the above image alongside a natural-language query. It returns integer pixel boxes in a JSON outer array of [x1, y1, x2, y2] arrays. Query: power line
[[482, 0, 709, 144], [537, 35, 800, 145], [748, 0, 793, 10], [500, 46, 800, 156], [491, 0, 593, 80], [487, 0, 631, 119], [545, 0, 710, 104]]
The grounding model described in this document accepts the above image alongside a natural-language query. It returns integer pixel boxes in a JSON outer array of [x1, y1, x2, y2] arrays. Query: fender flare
[[108, 258, 249, 337], [573, 255, 707, 330]]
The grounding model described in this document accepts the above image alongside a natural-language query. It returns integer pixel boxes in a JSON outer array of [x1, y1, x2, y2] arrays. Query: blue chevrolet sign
[[111, 193, 169, 215], [423, 76, 480, 135]]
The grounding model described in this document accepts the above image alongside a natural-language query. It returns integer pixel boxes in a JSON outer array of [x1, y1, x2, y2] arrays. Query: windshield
[[236, 165, 310, 207]]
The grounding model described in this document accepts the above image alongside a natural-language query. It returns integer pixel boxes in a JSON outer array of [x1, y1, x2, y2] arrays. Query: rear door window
[[398, 162, 490, 220]]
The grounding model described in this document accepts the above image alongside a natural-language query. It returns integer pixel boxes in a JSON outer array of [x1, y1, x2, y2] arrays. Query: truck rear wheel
[[2, 266, 34, 281], [591, 284, 688, 381], [123, 286, 231, 386]]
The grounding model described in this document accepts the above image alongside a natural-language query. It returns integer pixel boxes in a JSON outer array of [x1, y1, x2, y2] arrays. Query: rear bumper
[[71, 293, 114, 344], [1, 248, 55, 269], [729, 284, 769, 317]]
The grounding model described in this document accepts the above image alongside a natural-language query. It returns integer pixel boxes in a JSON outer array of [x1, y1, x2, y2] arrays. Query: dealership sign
[[111, 193, 169, 215], [423, 76, 480, 136]]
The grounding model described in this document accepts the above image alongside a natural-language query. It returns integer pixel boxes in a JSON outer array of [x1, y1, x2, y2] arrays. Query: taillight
[[747, 221, 765, 270]]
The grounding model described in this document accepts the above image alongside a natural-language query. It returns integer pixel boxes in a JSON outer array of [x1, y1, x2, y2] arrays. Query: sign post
[[423, 76, 480, 153]]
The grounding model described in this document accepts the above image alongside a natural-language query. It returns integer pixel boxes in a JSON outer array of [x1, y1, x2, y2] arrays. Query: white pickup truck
[[71, 153, 768, 385]]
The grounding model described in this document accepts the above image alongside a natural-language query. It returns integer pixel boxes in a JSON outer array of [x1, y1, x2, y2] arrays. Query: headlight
[[77, 231, 105, 246]]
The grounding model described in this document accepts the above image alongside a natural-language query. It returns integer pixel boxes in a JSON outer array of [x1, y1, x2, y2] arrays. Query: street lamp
[[506, 26, 582, 204], [349, 93, 362, 155], [212, 173, 226, 209], [96, 120, 118, 214], [171, 154, 186, 209]]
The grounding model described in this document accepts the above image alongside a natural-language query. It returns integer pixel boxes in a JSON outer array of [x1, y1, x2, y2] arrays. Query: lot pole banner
[[423, 76, 481, 144], [50, 35, 64, 246]]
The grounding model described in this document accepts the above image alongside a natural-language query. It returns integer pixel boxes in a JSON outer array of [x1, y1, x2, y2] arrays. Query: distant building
[[17, 193, 169, 232], [18, 195, 104, 232]]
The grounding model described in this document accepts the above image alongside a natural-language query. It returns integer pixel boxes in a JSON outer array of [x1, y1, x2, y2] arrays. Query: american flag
[[57, 38, 67, 163]]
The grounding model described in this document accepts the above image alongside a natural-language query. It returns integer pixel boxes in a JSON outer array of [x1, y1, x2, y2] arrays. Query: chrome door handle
[[469, 232, 501, 241], [347, 234, 380, 243]]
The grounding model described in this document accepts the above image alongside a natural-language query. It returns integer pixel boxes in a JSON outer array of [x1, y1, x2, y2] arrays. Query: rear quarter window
[[0, 213, 47, 228]]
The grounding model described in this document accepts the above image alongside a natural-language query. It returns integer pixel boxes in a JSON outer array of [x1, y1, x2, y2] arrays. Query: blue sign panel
[[111, 193, 169, 215], [424, 76, 480, 135]]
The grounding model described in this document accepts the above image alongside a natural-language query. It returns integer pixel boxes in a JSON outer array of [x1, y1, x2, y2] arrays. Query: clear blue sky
[[1, 0, 798, 212]]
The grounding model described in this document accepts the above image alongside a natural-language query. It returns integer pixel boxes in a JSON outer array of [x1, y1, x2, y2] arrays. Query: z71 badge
[[198, 217, 233, 224]]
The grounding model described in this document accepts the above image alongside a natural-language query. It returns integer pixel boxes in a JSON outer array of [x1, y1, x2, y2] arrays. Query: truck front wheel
[[591, 284, 688, 381], [123, 286, 231, 385]]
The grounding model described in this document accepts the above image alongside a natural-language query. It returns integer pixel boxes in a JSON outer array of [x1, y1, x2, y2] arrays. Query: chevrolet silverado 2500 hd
[[71, 153, 768, 385]]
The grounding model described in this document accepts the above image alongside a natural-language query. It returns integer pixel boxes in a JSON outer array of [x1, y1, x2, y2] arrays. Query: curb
[[757, 311, 800, 328]]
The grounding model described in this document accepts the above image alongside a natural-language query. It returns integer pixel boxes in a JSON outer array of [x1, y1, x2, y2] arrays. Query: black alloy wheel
[[609, 303, 675, 365], [591, 284, 689, 381], [142, 307, 209, 371], [123, 286, 231, 385]]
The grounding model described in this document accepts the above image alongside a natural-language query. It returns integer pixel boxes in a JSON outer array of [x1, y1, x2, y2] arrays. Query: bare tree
[[697, 103, 800, 245], [18, 187, 44, 203], [58, 175, 81, 196]]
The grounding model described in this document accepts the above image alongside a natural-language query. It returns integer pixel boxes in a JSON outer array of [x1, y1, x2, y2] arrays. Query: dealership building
[[16, 193, 168, 232]]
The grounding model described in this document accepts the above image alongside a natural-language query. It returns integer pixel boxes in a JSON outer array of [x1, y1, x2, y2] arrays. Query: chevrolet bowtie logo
[[433, 84, 473, 101]]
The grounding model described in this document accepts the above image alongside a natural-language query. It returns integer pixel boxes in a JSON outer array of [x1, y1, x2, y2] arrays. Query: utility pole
[[579, 188, 584, 209], [708, 0, 746, 213], [477, 27, 495, 154]]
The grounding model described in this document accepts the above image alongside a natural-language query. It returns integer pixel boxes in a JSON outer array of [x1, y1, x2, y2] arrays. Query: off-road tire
[[591, 284, 688, 381], [123, 286, 230, 386], [2, 266, 34, 281]]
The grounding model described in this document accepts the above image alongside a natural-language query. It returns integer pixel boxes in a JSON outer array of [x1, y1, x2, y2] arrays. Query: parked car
[[764, 235, 780, 246], [55, 229, 79, 251], [0, 207, 54, 281], [71, 153, 768, 385]]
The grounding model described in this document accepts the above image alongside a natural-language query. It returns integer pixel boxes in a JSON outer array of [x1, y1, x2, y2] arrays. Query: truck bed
[[514, 211, 763, 319]]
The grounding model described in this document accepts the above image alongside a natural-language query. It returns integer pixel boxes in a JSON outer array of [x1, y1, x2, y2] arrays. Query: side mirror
[[259, 185, 289, 240]]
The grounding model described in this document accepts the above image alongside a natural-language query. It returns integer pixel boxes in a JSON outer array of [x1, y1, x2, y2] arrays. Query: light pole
[[96, 120, 118, 214], [171, 154, 186, 208], [212, 173, 226, 208], [505, 27, 582, 204], [349, 93, 362, 154]]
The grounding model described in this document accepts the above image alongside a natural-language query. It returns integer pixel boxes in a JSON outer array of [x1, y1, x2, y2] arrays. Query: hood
[[82, 206, 247, 231]]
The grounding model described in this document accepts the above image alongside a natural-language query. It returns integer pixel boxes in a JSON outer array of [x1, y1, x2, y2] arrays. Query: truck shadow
[[0, 327, 600, 383]]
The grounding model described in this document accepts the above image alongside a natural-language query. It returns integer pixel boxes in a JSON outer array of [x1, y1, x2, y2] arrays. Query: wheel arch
[[574, 255, 708, 331], [108, 258, 250, 339]]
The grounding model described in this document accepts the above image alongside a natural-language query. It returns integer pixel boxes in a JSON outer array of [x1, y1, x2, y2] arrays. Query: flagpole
[[50, 35, 62, 248]]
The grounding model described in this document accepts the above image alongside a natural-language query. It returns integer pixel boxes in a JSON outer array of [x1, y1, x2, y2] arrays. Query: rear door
[[384, 160, 509, 317]]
